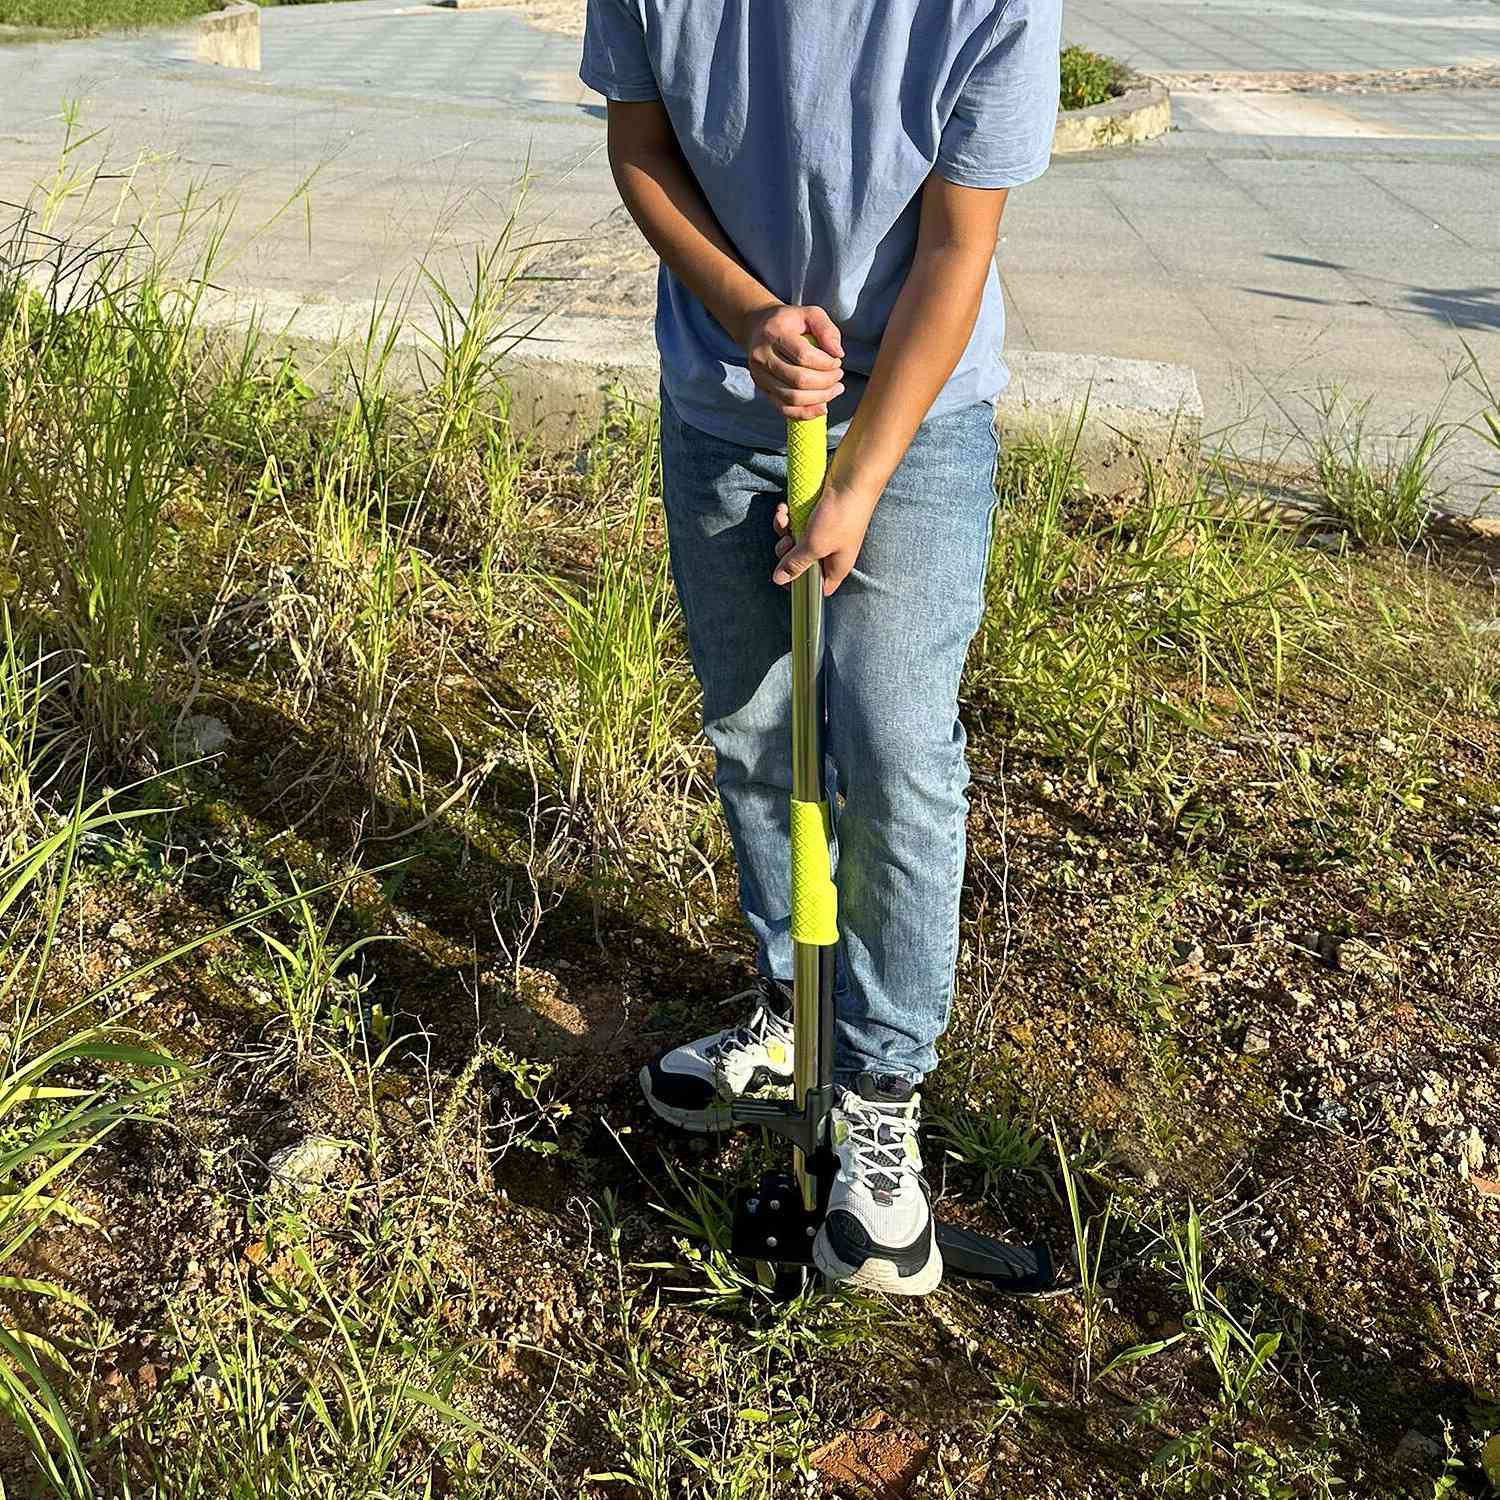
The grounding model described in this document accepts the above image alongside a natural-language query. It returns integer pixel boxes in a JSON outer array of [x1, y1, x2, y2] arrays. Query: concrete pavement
[[1, 0, 1497, 506], [1064, 0, 1500, 73]]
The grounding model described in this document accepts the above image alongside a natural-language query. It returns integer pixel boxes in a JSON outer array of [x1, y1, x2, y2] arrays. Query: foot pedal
[[934, 1221, 1058, 1294], [731, 1172, 818, 1266]]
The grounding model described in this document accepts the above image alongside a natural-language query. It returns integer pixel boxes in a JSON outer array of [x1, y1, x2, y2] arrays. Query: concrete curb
[[190, 291, 1202, 491], [194, 2, 260, 70], [1053, 77, 1171, 153]]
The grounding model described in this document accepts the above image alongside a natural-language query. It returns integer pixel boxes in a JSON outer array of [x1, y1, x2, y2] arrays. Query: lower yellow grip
[[786, 415, 827, 537], [789, 797, 838, 945]]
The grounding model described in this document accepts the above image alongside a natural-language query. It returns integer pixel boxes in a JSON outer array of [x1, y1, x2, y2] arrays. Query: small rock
[[810, 1411, 930, 1500], [1173, 940, 1206, 968], [265, 1136, 342, 1195], [1331, 936, 1397, 979], [174, 714, 232, 759], [1241, 1024, 1272, 1057], [108, 919, 133, 942], [1111, 1141, 1163, 1189], [1462, 1129, 1486, 1176], [1394, 1428, 1443, 1465], [1305, 530, 1346, 555]]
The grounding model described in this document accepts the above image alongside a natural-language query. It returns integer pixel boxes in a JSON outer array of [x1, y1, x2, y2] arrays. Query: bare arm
[[773, 175, 1009, 592], [606, 99, 845, 419]]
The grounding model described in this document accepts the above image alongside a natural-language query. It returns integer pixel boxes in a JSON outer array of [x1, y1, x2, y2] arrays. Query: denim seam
[[927, 464, 1002, 1078]]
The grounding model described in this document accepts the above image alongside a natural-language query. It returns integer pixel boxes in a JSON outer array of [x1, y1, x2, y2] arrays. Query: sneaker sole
[[812, 1227, 944, 1297], [638, 1065, 733, 1134]]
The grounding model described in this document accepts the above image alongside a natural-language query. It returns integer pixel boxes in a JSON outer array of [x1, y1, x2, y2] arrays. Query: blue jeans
[[660, 391, 1000, 1084]]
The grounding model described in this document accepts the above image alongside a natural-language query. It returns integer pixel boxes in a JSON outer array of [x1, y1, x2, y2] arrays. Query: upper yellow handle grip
[[786, 334, 827, 537]]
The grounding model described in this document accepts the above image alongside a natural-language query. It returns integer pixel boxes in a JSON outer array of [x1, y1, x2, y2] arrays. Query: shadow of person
[[160, 683, 748, 1152]]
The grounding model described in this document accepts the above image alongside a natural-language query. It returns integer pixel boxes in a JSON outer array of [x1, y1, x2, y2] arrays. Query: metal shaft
[[790, 562, 826, 1209]]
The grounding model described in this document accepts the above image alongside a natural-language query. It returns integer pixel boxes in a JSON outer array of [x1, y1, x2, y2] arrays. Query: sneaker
[[812, 1074, 942, 1296], [639, 978, 795, 1133]]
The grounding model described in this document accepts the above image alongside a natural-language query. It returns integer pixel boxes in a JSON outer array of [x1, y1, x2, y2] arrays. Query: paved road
[[2, 0, 1497, 504]]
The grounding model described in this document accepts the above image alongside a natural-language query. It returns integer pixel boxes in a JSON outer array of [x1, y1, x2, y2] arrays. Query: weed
[[934, 1097, 1049, 1200], [247, 863, 400, 1065], [0, 785, 191, 1488], [0, 606, 68, 863], [542, 438, 697, 843], [417, 229, 546, 544], [138, 1235, 496, 1498], [972, 442, 1320, 776], [1169, 1206, 1281, 1414], [1308, 387, 1450, 546], [0, 234, 220, 758], [1060, 45, 1128, 110], [1462, 340, 1500, 493], [480, 1043, 571, 1159], [268, 359, 437, 796], [1054, 1120, 1115, 1393]]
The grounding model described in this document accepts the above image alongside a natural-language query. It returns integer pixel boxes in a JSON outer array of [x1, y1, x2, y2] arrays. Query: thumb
[[771, 539, 819, 587], [803, 305, 844, 361]]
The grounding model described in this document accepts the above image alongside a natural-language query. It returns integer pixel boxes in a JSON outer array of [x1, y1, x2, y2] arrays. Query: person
[[580, 0, 1061, 1295]]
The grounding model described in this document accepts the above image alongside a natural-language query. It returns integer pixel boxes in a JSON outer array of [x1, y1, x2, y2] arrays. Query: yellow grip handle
[[789, 798, 839, 945], [786, 332, 828, 537]]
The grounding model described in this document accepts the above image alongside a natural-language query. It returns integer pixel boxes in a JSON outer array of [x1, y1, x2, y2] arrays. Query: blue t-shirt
[[580, 0, 1061, 449]]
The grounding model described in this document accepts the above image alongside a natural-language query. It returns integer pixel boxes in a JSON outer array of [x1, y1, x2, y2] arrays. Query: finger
[[803, 306, 845, 362], [771, 331, 841, 372], [751, 383, 834, 420], [772, 502, 790, 537], [761, 350, 843, 393], [771, 387, 845, 417], [822, 553, 852, 595], [762, 376, 844, 408], [771, 541, 818, 586], [775, 534, 796, 559], [749, 365, 842, 411]]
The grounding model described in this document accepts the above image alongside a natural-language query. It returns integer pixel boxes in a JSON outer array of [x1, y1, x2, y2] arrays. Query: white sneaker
[[639, 978, 795, 1133], [813, 1075, 942, 1296]]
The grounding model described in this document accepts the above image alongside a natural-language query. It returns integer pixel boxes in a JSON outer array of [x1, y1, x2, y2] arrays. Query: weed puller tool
[[728, 396, 1059, 1296]]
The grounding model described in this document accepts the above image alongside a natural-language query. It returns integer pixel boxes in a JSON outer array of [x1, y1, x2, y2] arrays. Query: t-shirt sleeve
[[580, 0, 661, 102], [937, 0, 1062, 189]]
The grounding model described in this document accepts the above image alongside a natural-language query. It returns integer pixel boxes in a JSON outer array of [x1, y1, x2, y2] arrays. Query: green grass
[[0, 0, 211, 32], [1, 186, 1497, 1499], [0, 0, 332, 37], [1307, 388, 1452, 546], [1060, 44, 1130, 111]]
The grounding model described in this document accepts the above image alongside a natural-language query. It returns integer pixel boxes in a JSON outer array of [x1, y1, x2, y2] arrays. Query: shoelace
[[708, 1007, 774, 1061], [839, 1092, 918, 1196], [706, 981, 788, 1062]]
